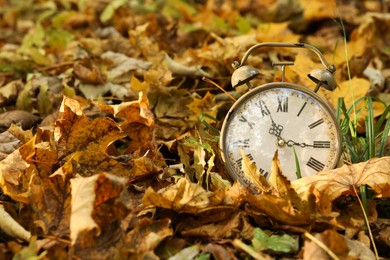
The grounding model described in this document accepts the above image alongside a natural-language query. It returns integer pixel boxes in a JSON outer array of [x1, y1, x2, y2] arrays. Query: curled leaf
[[0, 204, 31, 241]]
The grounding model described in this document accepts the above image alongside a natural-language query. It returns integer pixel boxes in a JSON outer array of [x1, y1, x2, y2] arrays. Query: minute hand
[[286, 140, 314, 148]]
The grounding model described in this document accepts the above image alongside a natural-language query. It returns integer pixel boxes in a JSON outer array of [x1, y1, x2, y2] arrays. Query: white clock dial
[[220, 82, 342, 184]]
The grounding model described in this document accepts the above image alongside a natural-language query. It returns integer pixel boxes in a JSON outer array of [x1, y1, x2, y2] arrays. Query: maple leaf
[[54, 97, 144, 177], [28, 159, 76, 238], [109, 92, 155, 154]]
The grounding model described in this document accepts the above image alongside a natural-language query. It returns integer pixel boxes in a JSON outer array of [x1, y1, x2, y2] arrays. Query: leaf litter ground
[[0, 0, 390, 259]]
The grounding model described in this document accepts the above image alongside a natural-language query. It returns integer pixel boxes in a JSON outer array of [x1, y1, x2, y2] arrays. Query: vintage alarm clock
[[220, 42, 342, 184]]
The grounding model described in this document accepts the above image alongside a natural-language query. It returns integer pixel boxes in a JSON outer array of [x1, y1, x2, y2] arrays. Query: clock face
[[220, 82, 342, 183]]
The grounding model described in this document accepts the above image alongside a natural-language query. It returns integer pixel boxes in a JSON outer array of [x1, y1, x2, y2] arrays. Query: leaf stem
[[352, 185, 379, 260], [304, 232, 340, 260], [202, 77, 237, 102]]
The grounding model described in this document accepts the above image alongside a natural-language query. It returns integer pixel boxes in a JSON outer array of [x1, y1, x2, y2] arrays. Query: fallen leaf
[[0, 110, 40, 132], [101, 51, 152, 82], [303, 230, 375, 260], [70, 172, 130, 257], [0, 205, 31, 241], [252, 227, 299, 253], [0, 130, 22, 156], [142, 177, 221, 213], [122, 218, 172, 257], [181, 211, 254, 240], [29, 167, 72, 236], [241, 149, 271, 193], [244, 193, 312, 226], [73, 57, 105, 84], [256, 22, 300, 43], [0, 149, 31, 203], [299, 0, 336, 21], [167, 245, 200, 260], [292, 156, 390, 201]]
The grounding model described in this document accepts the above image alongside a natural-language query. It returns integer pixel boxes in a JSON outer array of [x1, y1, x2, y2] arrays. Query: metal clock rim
[[219, 81, 343, 182]]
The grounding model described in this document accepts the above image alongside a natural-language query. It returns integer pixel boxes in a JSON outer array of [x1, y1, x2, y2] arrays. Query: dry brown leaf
[[73, 58, 105, 84], [70, 173, 129, 246], [110, 92, 155, 153], [142, 177, 222, 213], [0, 110, 40, 132], [54, 97, 147, 178], [29, 171, 71, 236], [0, 130, 21, 156], [7, 124, 33, 144], [0, 149, 31, 203], [245, 193, 312, 226], [293, 156, 390, 197], [181, 211, 254, 240], [303, 230, 375, 260], [122, 218, 172, 257], [19, 135, 58, 178]]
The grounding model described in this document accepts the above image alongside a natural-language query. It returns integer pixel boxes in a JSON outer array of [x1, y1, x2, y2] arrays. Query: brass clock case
[[219, 82, 342, 185]]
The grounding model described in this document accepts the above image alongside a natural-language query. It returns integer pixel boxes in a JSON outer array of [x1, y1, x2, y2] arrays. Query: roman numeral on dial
[[308, 118, 324, 129], [306, 157, 325, 172], [313, 141, 330, 148], [238, 115, 254, 129], [232, 139, 250, 148], [236, 153, 254, 168], [257, 100, 270, 117], [297, 102, 307, 117], [276, 97, 288, 112]]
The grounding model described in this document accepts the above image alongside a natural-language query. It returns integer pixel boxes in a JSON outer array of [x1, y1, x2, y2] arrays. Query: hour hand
[[269, 122, 284, 139], [286, 140, 330, 148]]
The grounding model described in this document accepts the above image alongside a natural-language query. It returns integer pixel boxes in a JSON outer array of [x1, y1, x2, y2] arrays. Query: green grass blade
[[292, 145, 302, 179], [379, 119, 390, 157], [365, 97, 375, 159]]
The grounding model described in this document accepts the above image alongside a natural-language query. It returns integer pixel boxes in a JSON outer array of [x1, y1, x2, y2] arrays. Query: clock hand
[[286, 140, 314, 148], [268, 115, 284, 139]]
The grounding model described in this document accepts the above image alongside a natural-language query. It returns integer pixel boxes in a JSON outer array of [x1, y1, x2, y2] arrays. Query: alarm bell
[[308, 65, 337, 92], [231, 65, 260, 89], [230, 42, 338, 93]]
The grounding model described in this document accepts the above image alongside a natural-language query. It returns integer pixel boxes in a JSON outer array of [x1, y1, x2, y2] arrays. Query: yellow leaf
[[142, 178, 220, 213], [328, 77, 370, 109], [256, 22, 300, 44], [130, 75, 150, 92], [300, 0, 336, 21], [268, 151, 305, 210], [240, 149, 271, 193]]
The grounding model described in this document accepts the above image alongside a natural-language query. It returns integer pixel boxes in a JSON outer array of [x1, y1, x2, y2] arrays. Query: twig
[[304, 232, 340, 260], [233, 239, 267, 260], [202, 77, 237, 102], [352, 185, 379, 260]]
